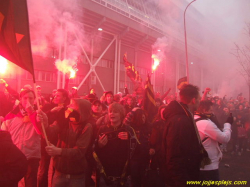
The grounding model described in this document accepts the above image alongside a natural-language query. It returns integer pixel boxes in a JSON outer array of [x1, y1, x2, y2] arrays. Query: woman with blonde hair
[[94, 102, 138, 187]]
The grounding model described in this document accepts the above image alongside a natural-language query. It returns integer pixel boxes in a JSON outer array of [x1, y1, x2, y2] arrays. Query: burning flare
[[55, 59, 78, 78], [152, 54, 160, 71], [0, 56, 8, 74]]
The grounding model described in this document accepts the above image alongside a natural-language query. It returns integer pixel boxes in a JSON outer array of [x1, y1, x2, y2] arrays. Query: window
[[35, 71, 54, 82], [96, 57, 113, 69]]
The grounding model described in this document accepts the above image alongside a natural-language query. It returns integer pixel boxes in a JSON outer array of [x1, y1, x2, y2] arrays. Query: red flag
[[142, 74, 156, 123], [0, 0, 34, 78], [123, 53, 142, 83]]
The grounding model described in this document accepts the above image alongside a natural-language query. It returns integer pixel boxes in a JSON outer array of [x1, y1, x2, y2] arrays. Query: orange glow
[[55, 59, 77, 79], [69, 69, 76, 78], [0, 56, 8, 74], [151, 54, 160, 71]]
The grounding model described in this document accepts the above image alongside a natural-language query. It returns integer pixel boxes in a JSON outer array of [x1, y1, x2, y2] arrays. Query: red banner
[[0, 0, 34, 79]]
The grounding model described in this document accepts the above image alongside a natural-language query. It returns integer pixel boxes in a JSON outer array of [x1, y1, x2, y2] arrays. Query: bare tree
[[231, 23, 250, 101]]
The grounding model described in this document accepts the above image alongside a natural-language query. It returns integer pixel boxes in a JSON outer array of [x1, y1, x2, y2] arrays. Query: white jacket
[[1, 113, 41, 160], [194, 115, 231, 170]]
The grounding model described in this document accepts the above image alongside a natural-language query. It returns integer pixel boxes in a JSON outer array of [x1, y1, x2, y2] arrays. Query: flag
[[177, 76, 187, 90], [142, 74, 156, 122], [123, 53, 142, 83], [0, 0, 34, 78]]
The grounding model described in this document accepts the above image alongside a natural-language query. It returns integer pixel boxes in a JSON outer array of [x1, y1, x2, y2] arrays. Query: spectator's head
[[92, 100, 102, 114], [36, 85, 42, 95], [54, 89, 69, 106], [69, 98, 92, 123], [132, 108, 147, 126], [108, 102, 125, 125], [85, 94, 97, 103], [105, 91, 114, 105], [238, 104, 244, 111], [113, 94, 121, 103], [179, 84, 200, 112], [126, 95, 135, 107], [71, 87, 78, 95], [20, 89, 36, 108], [223, 107, 230, 114], [197, 100, 213, 114]]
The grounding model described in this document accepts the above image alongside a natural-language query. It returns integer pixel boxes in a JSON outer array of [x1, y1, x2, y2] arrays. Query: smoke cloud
[[27, 0, 87, 60], [149, 0, 250, 98]]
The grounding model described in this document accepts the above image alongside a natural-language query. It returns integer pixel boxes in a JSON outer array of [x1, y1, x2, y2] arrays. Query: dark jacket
[[150, 119, 166, 153], [46, 111, 93, 175], [162, 100, 202, 187], [0, 130, 28, 187], [95, 124, 130, 177]]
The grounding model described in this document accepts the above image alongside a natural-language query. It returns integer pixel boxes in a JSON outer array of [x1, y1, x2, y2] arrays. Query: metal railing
[[91, 0, 166, 35]]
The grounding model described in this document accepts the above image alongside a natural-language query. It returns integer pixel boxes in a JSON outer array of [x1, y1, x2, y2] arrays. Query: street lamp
[[184, 0, 196, 84]]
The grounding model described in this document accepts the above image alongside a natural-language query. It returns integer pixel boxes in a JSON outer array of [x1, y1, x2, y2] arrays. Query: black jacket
[[0, 131, 28, 187], [162, 100, 202, 187]]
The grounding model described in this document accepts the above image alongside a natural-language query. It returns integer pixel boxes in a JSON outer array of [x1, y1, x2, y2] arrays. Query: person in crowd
[[0, 130, 28, 187], [194, 100, 232, 184], [36, 85, 48, 108], [38, 89, 70, 187], [90, 88, 97, 98], [244, 101, 249, 110], [149, 105, 167, 187], [91, 100, 103, 123], [124, 95, 136, 115], [231, 112, 247, 156], [94, 102, 138, 187], [103, 91, 114, 107], [46, 89, 57, 104], [85, 93, 98, 103], [201, 87, 211, 101], [1, 89, 42, 187], [113, 94, 121, 103], [236, 104, 246, 116], [70, 86, 80, 98], [0, 79, 19, 124], [154, 98, 164, 116], [124, 108, 152, 187], [85, 99, 104, 187], [97, 91, 115, 128], [37, 98, 93, 187], [219, 107, 231, 152], [161, 84, 207, 187]]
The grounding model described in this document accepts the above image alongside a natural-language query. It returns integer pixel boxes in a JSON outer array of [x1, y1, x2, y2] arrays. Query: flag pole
[[33, 81, 50, 146], [184, 0, 196, 84], [23, 0, 50, 146]]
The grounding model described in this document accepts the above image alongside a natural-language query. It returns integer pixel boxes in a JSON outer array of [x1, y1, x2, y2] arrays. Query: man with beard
[[161, 84, 207, 187]]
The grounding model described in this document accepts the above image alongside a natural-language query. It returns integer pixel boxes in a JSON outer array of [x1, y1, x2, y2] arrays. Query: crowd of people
[[0, 78, 249, 187]]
